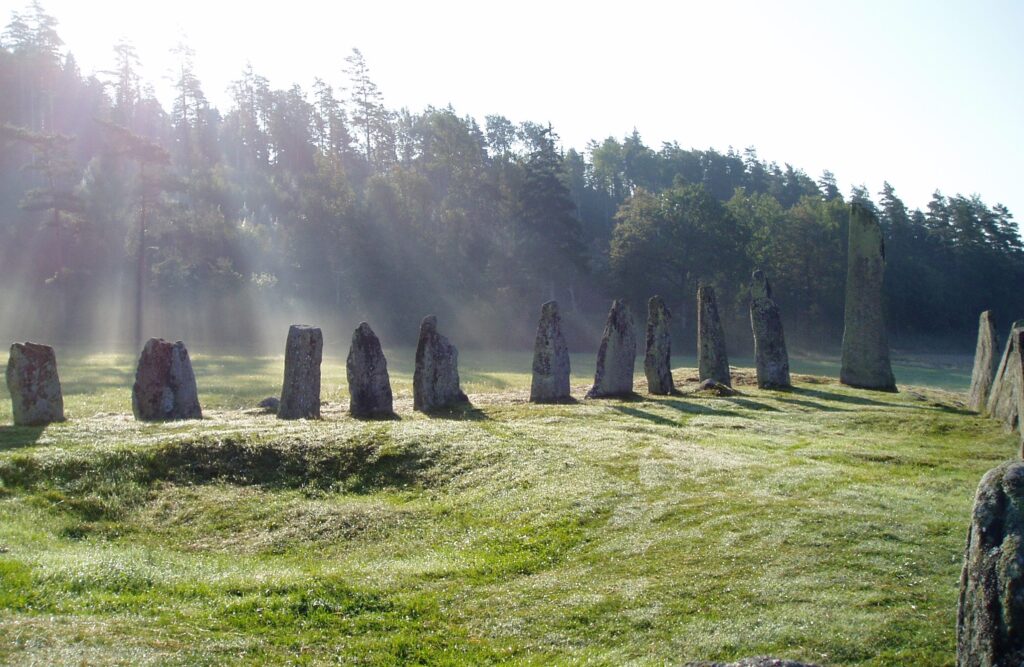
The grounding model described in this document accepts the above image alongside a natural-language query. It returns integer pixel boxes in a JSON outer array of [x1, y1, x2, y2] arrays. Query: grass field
[[0, 350, 1016, 665]]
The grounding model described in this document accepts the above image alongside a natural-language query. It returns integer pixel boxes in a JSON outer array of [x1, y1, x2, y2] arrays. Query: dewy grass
[[0, 351, 1015, 665]]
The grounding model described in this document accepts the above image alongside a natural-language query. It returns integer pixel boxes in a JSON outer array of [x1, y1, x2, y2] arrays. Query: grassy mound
[[0, 352, 1015, 665]]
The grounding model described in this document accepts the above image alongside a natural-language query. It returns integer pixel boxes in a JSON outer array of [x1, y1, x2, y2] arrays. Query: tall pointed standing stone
[[698, 284, 730, 387], [6, 342, 64, 426], [956, 461, 1024, 667], [840, 203, 896, 391], [986, 323, 1024, 432], [278, 325, 322, 420], [347, 322, 394, 418], [413, 315, 468, 412], [749, 270, 791, 389], [644, 295, 674, 395], [530, 301, 571, 403], [967, 311, 1000, 412], [132, 338, 202, 421], [586, 300, 636, 398]]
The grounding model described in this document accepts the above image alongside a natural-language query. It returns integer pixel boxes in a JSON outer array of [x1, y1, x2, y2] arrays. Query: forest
[[2, 3, 1022, 353]]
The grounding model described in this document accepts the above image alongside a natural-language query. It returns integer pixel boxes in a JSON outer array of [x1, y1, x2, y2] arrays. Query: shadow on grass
[[610, 406, 680, 427], [773, 397, 852, 413], [0, 424, 46, 451], [422, 402, 490, 421], [721, 397, 780, 411], [789, 386, 897, 407], [652, 398, 741, 419]]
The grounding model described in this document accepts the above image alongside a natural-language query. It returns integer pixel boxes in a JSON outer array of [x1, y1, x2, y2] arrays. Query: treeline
[[1, 3, 1021, 352]]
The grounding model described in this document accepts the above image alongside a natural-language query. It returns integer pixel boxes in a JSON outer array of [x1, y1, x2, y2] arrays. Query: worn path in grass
[[0, 352, 1016, 665]]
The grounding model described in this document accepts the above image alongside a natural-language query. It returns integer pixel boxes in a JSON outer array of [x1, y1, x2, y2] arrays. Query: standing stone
[[967, 311, 1000, 412], [5, 342, 64, 426], [749, 270, 791, 389], [413, 315, 468, 411], [586, 300, 636, 398], [956, 460, 1024, 667], [278, 325, 323, 420], [644, 296, 674, 395], [698, 284, 730, 387], [132, 338, 202, 421], [986, 323, 1024, 432], [840, 203, 897, 391], [530, 301, 571, 403], [346, 322, 394, 418]]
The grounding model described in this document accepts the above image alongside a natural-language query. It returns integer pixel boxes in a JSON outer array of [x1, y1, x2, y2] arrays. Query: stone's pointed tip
[[420, 314, 438, 330]]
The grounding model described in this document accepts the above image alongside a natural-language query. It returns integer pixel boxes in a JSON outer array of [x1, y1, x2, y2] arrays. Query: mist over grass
[[0, 352, 1011, 664]]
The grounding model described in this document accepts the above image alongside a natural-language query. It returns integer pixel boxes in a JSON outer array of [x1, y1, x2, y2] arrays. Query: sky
[[5, 0, 1024, 217]]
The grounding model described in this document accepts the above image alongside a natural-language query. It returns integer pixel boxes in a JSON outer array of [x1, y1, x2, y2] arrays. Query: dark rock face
[[644, 295, 674, 395], [698, 284, 730, 387], [278, 325, 323, 420], [413, 315, 468, 412], [968, 311, 1000, 412], [530, 301, 571, 403], [132, 338, 202, 421], [840, 203, 897, 391], [987, 324, 1024, 434], [956, 461, 1024, 667], [347, 322, 394, 418], [586, 300, 636, 399], [749, 270, 791, 390], [5, 342, 64, 426]]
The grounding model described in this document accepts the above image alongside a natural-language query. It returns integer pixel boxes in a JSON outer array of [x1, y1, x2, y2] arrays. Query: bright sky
[[7, 0, 1024, 218]]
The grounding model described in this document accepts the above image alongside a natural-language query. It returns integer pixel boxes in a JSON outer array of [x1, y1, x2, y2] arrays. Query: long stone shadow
[[773, 397, 853, 413], [422, 403, 490, 421], [650, 398, 742, 419], [789, 386, 897, 407], [0, 424, 46, 451], [721, 397, 780, 412], [610, 405, 680, 427]]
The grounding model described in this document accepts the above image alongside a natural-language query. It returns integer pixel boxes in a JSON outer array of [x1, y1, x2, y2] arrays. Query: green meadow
[[0, 350, 1014, 665]]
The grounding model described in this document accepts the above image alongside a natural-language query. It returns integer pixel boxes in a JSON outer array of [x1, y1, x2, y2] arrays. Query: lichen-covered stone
[[749, 270, 791, 389], [956, 460, 1024, 667], [840, 203, 897, 391], [698, 284, 731, 387], [530, 301, 571, 403], [987, 324, 1024, 432], [968, 310, 1000, 412], [586, 300, 636, 398], [413, 315, 468, 411], [5, 342, 64, 426], [347, 322, 394, 418], [644, 295, 674, 395], [697, 378, 738, 397], [278, 325, 323, 420], [132, 338, 202, 421]]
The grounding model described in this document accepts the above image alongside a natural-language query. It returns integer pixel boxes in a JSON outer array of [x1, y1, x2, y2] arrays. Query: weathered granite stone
[[586, 300, 637, 398], [278, 325, 323, 420], [5, 342, 64, 426], [698, 284, 730, 387], [347, 322, 394, 418], [644, 295, 674, 395], [956, 460, 1024, 667], [840, 203, 897, 391], [132, 338, 202, 421], [967, 311, 1000, 412], [749, 270, 791, 389], [413, 315, 468, 411], [987, 323, 1024, 432], [530, 301, 571, 403]]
